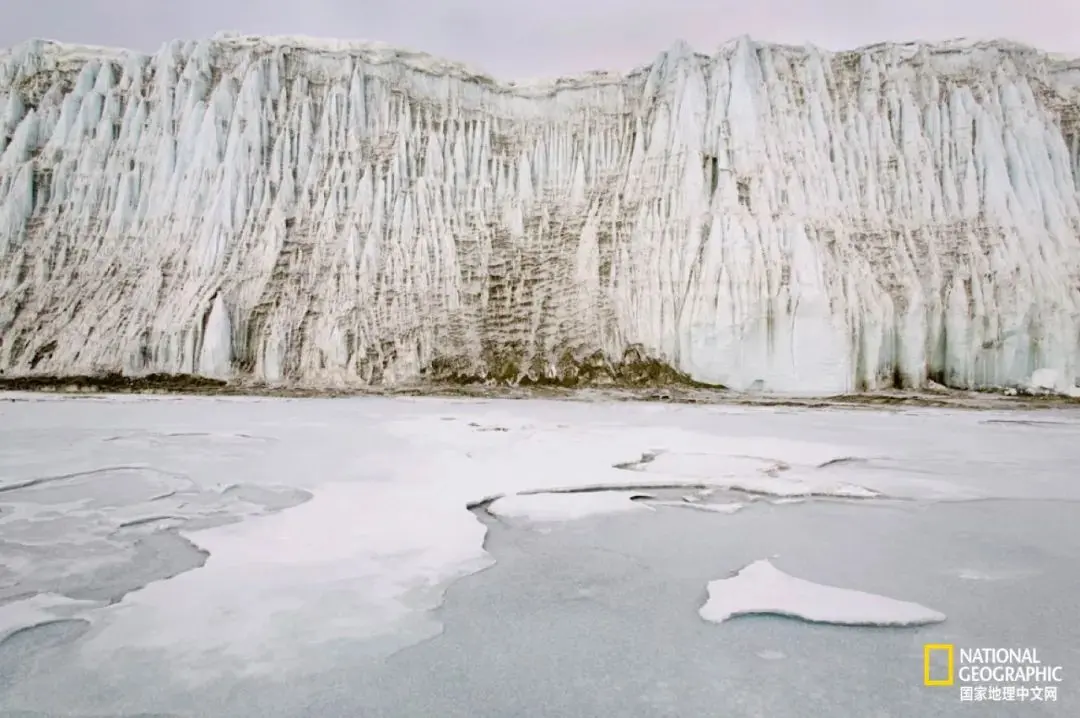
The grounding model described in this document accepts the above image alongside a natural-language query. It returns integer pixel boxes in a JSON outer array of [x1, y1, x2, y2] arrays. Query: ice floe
[[699, 559, 946, 626]]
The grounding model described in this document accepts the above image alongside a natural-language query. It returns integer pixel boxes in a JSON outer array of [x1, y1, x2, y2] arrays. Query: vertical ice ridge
[[0, 36, 1078, 392]]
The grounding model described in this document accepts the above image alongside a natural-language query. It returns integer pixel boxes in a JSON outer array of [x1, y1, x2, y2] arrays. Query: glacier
[[0, 34, 1079, 393]]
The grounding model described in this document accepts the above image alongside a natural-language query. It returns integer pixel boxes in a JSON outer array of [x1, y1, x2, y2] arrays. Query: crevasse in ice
[[0, 35, 1078, 392]]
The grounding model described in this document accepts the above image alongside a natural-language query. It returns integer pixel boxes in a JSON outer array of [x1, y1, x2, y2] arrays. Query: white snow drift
[[1, 35, 1079, 392], [699, 559, 946, 626]]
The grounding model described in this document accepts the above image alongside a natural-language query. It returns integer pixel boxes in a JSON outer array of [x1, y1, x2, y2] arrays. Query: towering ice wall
[[1, 34, 1079, 393]]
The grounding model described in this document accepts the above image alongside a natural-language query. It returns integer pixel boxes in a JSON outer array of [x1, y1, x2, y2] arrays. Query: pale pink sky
[[3, 0, 1077, 78]]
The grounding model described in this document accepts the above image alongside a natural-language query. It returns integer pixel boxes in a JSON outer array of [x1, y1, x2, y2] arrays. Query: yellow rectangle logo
[[924, 644, 954, 686]]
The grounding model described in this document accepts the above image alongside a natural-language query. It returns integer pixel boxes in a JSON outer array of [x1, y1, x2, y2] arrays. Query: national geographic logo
[[924, 644, 1064, 703], [925, 644, 955, 686]]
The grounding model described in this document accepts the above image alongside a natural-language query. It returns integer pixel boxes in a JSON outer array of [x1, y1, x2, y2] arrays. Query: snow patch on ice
[[74, 480, 492, 681], [0, 594, 100, 643], [614, 444, 891, 499], [699, 559, 946, 626], [648, 499, 745, 514], [614, 440, 982, 501], [486, 491, 655, 523], [0, 464, 310, 603], [725, 475, 883, 499]]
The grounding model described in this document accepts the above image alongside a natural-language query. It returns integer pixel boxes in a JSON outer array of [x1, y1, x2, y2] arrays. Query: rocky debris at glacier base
[[1, 34, 1079, 394]]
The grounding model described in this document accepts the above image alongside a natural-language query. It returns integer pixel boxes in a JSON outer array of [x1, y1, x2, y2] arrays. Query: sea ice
[[0, 393, 1072, 712], [486, 491, 654, 523], [699, 559, 946, 626]]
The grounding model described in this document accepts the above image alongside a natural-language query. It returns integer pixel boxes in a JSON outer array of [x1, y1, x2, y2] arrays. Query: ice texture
[[0, 35, 1079, 391], [699, 559, 946, 626]]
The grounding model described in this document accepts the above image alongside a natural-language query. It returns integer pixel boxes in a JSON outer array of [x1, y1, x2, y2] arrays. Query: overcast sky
[[3, 0, 1077, 78]]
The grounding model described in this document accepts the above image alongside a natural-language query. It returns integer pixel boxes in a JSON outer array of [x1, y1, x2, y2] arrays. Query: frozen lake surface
[[0, 392, 1077, 716]]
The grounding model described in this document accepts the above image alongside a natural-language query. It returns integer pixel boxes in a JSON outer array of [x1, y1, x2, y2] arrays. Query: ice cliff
[[1, 34, 1079, 393]]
